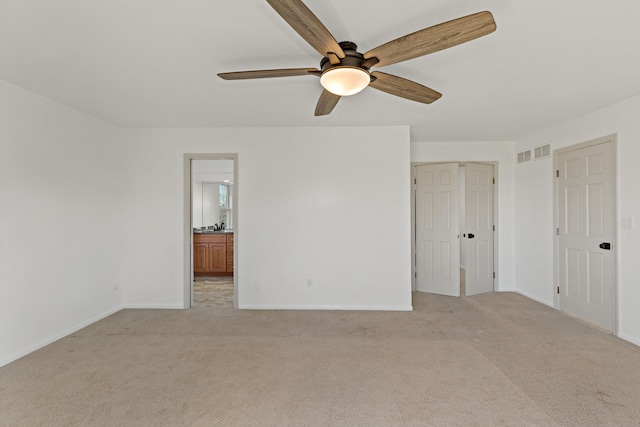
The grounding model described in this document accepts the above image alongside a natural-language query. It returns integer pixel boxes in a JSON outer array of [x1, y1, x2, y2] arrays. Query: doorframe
[[411, 161, 499, 293], [183, 153, 239, 309], [552, 134, 618, 333]]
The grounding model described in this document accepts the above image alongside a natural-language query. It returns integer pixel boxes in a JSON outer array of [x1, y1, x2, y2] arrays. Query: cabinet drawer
[[194, 234, 227, 244]]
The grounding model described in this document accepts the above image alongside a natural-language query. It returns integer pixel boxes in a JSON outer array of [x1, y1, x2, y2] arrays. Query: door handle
[[468, 233, 475, 239], [599, 242, 611, 250]]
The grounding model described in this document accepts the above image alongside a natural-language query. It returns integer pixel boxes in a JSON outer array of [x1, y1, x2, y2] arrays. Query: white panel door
[[465, 163, 494, 295], [415, 164, 460, 296], [557, 141, 615, 331]]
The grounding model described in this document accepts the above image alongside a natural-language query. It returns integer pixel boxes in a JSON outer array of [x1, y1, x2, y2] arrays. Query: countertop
[[193, 230, 234, 234]]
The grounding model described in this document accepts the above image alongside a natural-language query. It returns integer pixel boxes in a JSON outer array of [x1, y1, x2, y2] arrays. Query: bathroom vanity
[[193, 232, 234, 276]]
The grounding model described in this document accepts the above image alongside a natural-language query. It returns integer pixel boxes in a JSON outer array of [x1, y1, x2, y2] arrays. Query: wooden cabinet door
[[193, 243, 209, 273], [193, 233, 233, 275], [208, 243, 227, 273], [226, 234, 234, 273]]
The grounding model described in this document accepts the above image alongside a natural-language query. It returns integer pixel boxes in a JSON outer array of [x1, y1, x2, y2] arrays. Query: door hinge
[[556, 170, 559, 178], [556, 227, 560, 236], [492, 177, 495, 184], [493, 272, 496, 279], [557, 286, 560, 294], [493, 225, 495, 232], [414, 272, 417, 278], [414, 178, 417, 185]]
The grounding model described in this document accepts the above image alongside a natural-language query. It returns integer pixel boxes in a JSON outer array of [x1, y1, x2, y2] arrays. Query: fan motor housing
[[320, 41, 368, 72]]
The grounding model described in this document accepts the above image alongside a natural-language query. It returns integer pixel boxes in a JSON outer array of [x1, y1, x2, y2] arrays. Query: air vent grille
[[517, 150, 531, 163], [534, 143, 551, 160]]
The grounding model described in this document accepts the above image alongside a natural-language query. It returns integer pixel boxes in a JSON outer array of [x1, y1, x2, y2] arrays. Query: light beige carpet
[[1, 291, 640, 426]]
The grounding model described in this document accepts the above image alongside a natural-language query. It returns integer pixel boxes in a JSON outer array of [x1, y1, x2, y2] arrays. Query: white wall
[[513, 149, 554, 305], [0, 80, 125, 366], [515, 93, 640, 346], [192, 178, 204, 228], [410, 141, 516, 291], [120, 126, 413, 310]]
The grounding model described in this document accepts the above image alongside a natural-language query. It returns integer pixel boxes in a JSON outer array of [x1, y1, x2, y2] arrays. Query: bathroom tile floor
[[193, 277, 234, 308]]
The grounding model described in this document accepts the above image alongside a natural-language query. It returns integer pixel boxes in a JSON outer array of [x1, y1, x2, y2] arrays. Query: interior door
[[557, 140, 615, 331], [465, 163, 495, 295], [415, 163, 460, 296]]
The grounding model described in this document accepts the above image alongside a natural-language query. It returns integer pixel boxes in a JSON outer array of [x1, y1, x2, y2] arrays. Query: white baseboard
[[121, 303, 185, 309], [0, 305, 123, 368], [617, 332, 640, 347], [238, 304, 413, 311], [512, 293, 639, 348], [514, 289, 554, 307]]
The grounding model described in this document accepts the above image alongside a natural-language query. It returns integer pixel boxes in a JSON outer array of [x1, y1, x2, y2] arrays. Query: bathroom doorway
[[183, 154, 238, 309]]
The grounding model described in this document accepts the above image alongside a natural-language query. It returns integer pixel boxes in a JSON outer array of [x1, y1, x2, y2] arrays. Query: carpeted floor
[[1, 291, 640, 426]]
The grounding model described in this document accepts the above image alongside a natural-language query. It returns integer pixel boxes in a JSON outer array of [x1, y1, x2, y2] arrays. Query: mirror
[[200, 182, 232, 229], [192, 160, 234, 230]]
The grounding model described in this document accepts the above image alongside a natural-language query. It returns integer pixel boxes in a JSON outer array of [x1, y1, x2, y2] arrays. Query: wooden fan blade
[[267, 0, 345, 58], [369, 71, 442, 104], [364, 11, 496, 67], [315, 90, 341, 116], [218, 68, 319, 80]]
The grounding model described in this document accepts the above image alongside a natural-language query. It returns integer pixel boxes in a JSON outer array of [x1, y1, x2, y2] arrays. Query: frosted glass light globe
[[320, 67, 370, 96]]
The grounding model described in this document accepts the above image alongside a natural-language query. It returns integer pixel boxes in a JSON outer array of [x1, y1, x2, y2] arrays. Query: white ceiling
[[2, 0, 640, 141]]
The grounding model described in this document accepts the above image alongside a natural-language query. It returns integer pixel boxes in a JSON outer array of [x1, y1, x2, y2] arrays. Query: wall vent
[[517, 150, 531, 163], [534, 143, 551, 160]]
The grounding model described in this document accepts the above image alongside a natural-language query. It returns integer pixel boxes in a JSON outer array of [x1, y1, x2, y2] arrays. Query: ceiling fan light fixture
[[320, 66, 370, 96]]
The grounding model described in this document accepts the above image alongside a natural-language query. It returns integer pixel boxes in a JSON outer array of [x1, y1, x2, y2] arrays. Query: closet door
[[415, 163, 460, 296], [557, 140, 615, 331], [464, 163, 494, 295]]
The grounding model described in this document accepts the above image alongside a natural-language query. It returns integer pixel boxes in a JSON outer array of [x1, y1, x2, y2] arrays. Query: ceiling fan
[[218, 0, 496, 116]]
